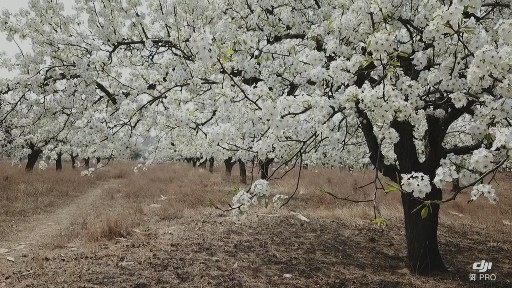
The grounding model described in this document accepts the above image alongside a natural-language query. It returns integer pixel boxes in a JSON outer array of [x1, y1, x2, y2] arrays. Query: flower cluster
[[133, 163, 148, 173], [470, 148, 493, 172], [80, 168, 95, 177], [434, 159, 458, 188], [471, 184, 498, 204], [401, 173, 431, 199], [38, 161, 48, 170], [232, 180, 289, 216]]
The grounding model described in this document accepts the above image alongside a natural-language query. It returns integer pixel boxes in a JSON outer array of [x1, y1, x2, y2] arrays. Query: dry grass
[[268, 166, 512, 231], [1, 161, 511, 287], [0, 161, 100, 238], [2, 160, 511, 240]]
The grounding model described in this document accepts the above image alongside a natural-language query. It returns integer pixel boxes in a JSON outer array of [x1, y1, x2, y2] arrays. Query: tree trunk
[[198, 158, 207, 169], [56, 152, 63, 171], [71, 154, 77, 169], [84, 157, 90, 169], [192, 158, 198, 167], [401, 186, 446, 275], [208, 157, 214, 173], [238, 159, 247, 184], [224, 157, 235, 176], [96, 157, 101, 165], [25, 147, 42, 171], [259, 158, 273, 179]]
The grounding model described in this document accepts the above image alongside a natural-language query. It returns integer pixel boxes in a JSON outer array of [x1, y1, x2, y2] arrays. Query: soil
[[0, 179, 511, 287]]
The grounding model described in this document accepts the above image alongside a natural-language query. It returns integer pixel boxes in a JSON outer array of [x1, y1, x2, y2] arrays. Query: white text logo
[[472, 260, 492, 273]]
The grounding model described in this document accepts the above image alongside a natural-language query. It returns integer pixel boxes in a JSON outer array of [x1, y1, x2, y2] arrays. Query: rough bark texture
[[224, 157, 235, 176], [357, 107, 448, 275], [56, 153, 63, 171], [238, 159, 247, 184], [259, 158, 273, 180], [402, 186, 445, 275], [208, 157, 214, 173], [71, 154, 77, 169], [25, 146, 42, 171]]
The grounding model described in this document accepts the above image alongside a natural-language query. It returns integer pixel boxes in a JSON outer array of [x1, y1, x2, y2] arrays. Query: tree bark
[[238, 159, 247, 184], [56, 152, 63, 171], [25, 147, 42, 171], [259, 158, 273, 179], [96, 157, 101, 165], [358, 109, 447, 275], [208, 157, 214, 173], [402, 186, 446, 275], [198, 159, 207, 169], [71, 154, 77, 169], [192, 158, 198, 167], [84, 157, 90, 169], [224, 157, 235, 176]]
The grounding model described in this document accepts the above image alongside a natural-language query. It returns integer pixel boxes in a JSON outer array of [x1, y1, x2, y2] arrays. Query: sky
[[0, 0, 30, 57], [0, 0, 74, 56], [0, 1, 74, 77]]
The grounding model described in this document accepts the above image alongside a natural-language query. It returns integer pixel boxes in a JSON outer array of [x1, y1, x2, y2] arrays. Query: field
[[0, 161, 511, 287]]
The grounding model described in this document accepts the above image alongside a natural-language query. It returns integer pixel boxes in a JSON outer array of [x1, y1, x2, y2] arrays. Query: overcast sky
[[0, 0, 30, 56], [0, 1, 74, 56], [0, 1, 75, 77]]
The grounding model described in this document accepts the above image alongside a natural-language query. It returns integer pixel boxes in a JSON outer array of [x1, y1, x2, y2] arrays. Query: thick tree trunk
[[224, 157, 235, 176], [71, 154, 77, 169], [84, 157, 90, 169], [259, 158, 273, 179], [357, 105, 449, 276], [238, 159, 247, 184], [401, 186, 446, 275], [56, 152, 63, 171], [25, 147, 42, 171], [208, 157, 214, 173]]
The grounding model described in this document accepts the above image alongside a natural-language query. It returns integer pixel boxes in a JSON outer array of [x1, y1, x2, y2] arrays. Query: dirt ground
[[0, 162, 511, 287]]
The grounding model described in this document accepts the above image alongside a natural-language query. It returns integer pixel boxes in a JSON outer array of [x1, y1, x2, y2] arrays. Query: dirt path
[[0, 179, 121, 261]]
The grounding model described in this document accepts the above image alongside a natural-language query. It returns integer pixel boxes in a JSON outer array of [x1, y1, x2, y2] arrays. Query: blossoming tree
[[1, 0, 511, 276]]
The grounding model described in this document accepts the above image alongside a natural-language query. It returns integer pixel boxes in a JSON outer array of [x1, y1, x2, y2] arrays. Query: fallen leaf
[[292, 212, 310, 222], [6, 257, 14, 262], [119, 261, 134, 267], [283, 274, 292, 278], [448, 211, 464, 217], [14, 245, 26, 250]]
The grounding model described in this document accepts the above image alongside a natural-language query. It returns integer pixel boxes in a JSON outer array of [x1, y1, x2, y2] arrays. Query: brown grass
[[0, 161, 100, 237], [1, 161, 511, 287], [3, 160, 510, 241]]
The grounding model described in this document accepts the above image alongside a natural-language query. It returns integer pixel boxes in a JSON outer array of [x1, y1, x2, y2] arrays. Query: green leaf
[[484, 133, 495, 144], [421, 206, 429, 219], [372, 217, 388, 228], [385, 182, 401, 194]]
